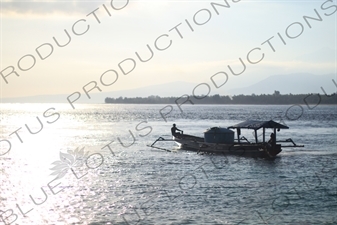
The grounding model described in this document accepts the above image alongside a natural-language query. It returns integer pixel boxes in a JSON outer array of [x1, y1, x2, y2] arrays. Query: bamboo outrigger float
[[148, 120, 304, 158]]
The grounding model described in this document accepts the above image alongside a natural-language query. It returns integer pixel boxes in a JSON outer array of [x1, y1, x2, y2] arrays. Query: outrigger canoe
[[148, 120, 304, 158]]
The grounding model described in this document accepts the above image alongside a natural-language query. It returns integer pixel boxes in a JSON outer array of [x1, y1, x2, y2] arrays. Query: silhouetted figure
[[268, 133, 275, 145], [171, 124, 183, 137]]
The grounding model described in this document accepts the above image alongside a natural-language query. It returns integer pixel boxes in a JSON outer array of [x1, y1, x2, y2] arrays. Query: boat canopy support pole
[[274, 128, 277, 145], [237, 128, 241, 143], [254, 129, 258, 143]]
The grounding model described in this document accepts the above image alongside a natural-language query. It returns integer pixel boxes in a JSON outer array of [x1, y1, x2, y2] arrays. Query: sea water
[[0, 104, 336, 225]]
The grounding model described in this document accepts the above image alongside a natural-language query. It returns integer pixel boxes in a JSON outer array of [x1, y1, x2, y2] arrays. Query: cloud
[[295, 47, 337, 63]]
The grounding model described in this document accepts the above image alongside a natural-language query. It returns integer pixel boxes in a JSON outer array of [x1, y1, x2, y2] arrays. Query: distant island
[[105, 91, 337, 105]]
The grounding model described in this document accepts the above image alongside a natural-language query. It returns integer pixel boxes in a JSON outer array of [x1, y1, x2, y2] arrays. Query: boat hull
[[173, 134, 281, 158]]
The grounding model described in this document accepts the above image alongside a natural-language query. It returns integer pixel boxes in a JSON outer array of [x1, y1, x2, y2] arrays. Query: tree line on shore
[[105, 91, 337, 105]]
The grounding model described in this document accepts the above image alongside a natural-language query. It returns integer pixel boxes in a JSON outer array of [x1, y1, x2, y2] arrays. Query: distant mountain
[[102, 81, 199, 98], [1, 73, 335, 103], [227, 73, 336, 95]]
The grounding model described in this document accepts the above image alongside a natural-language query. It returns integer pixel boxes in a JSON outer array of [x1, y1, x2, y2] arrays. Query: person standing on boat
[[171, 124, 183, 137]]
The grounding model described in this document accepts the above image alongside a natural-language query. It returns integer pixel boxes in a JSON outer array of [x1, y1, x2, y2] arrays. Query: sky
[[0, 0, 336, 102]]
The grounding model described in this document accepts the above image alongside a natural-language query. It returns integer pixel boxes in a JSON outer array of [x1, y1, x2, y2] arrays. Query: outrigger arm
[[147, 136, 174, 152], [277, 138, 304, 148]]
